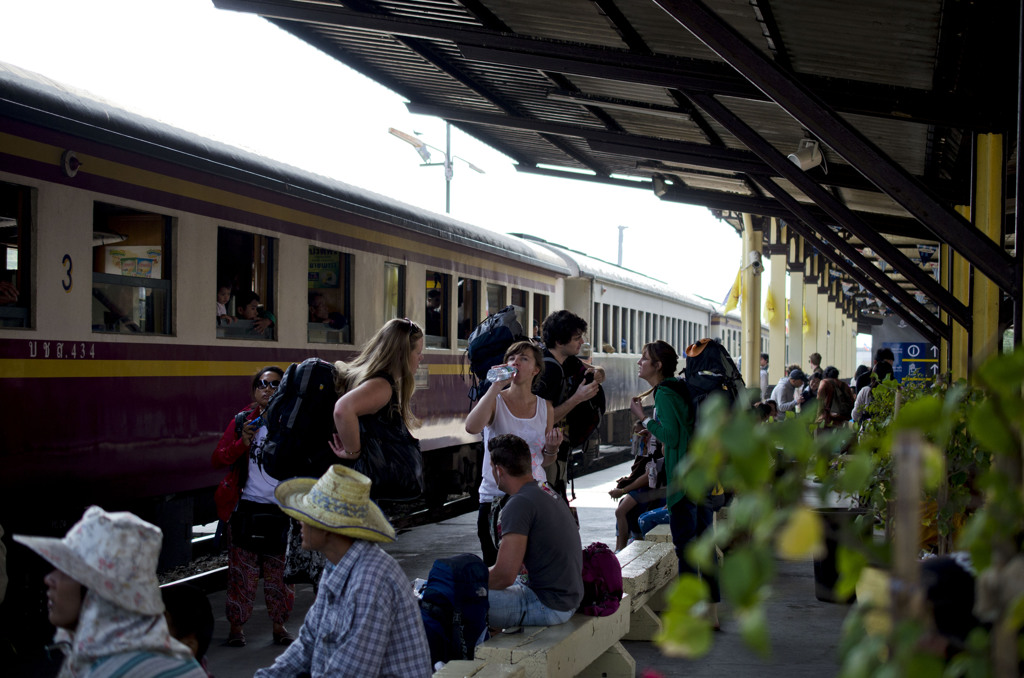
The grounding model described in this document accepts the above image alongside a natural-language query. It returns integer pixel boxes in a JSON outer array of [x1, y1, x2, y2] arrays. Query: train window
[[384, 263, 405, 321], [533, 293, 549, 335], [307, 246, 351, 344], [0, 181, 32, 328], [457, 277, 480, 346], [486, 283, 506, 316], [511, 288, 527, 333], [425, 270, 449, 348], [216, 227, 277, 341], [91, 203, 171, 335]]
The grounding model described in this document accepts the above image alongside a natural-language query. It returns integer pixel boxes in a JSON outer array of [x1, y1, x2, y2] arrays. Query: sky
[[0, 0, 764, 305]]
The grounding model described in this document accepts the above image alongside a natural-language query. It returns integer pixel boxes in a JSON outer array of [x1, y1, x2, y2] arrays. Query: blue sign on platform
[[882, 342, 938, 383]]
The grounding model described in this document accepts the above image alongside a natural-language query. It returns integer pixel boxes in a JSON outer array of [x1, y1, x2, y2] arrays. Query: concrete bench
[[616, 539, 678, 641], [433, 658, 526, 677], [472, 596, 633, 678], [645, 523, 673, 543]]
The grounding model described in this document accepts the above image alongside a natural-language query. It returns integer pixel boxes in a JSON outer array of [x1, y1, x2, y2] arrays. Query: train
[[0, 61, 766, 555]]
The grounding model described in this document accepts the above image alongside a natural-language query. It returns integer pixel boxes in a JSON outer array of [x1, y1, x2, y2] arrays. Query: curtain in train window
[[91, 203, 172, 335], [533, 293, 549, 339], [384, 263, 405, 322], [215, 226, 277, 341], [425, 270, 449, 348], [307, 246, 351, 344], [0, 181, 32, 328], [457, 277, 480, 346], [485, 283, 506, 317]]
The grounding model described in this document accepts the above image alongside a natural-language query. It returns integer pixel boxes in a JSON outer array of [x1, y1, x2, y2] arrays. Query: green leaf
[[968, 398, 1016, 455], [835, 545, 867, 602], [656, 575, 713, 658], [835, 452, 877, 496], [720, 546, 762, 608], [738, 606, 770, 657]]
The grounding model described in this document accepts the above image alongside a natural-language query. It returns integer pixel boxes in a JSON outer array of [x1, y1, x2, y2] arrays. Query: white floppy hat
[[275, 465, 396, 543], [14, 506, 164, 616]]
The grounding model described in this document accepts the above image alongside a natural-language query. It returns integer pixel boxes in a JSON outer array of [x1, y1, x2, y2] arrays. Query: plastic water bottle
[[646, 460, 657, 488], [486, 365, 517, 382]]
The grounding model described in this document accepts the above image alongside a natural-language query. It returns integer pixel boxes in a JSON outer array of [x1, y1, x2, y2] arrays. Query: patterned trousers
[[226, 533, 294, 627]]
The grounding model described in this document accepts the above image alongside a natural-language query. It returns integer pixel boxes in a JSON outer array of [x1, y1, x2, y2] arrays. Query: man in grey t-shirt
[[487, 434, 583, 628]]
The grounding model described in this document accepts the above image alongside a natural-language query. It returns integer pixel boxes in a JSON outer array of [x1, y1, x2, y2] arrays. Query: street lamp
[[388, 122, 484, 214]]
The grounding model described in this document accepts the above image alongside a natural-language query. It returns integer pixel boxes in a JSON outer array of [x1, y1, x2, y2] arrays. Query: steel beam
[[686, 91, 970, 329], [213, 0, 998, 129], [653, 0, 1018, 296]]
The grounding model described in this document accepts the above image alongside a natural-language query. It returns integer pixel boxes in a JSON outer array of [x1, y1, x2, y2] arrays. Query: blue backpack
[[419, 554, 489, 666]]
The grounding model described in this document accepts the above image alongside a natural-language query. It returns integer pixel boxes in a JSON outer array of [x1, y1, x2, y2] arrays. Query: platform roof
[[213, 0, 1020, 342]]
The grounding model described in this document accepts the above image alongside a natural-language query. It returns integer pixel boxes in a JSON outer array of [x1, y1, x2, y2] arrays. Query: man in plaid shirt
[[256, 465, 431, 678]]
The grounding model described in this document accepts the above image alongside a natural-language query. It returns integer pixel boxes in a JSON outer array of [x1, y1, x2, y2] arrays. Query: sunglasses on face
[[257, 379, 281, 390]]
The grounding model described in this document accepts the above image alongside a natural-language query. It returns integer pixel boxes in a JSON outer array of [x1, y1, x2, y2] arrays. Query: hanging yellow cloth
[[802, 306, 811, 335], [765, 288, 777, 323], [724, 268, 742, 313]]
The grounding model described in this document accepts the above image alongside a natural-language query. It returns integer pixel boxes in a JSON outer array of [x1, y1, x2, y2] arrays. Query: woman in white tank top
[[465, 341, 562, 565]]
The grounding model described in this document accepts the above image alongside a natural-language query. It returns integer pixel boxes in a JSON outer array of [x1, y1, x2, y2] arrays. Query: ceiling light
[[788, 139, 823, 171]]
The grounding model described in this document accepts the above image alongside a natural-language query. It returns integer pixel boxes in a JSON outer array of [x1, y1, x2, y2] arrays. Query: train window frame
[[384, 262, 406, 322], [215, 226, 277, 342], [307, 245, 352, 345], [0, 180, 33, 329], [457, 276, 481, 347], [91, 203, 173, 336], [425, 269, 450, 349]]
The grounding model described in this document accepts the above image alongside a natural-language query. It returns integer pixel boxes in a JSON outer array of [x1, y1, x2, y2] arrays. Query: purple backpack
[[578, 542, 623, 616]]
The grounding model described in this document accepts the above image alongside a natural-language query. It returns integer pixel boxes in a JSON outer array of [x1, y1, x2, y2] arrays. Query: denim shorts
[[488, 581, 574, 629]]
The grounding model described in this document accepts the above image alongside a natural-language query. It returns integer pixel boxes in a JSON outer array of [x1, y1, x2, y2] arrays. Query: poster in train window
[[0, 181, 32, 328], [307, 246, 351, 344], [384, 263, 405, 321], [91, 205, 171, 335]]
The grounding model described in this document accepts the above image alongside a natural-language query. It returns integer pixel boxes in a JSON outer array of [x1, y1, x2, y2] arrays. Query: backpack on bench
[[419, 553, 490, 666]]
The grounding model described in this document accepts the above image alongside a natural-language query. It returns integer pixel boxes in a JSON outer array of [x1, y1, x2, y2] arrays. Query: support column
[[787, 235, 805, 379], [803, 255, 819, 369], [816, 263, 829, 369], [972, 134, 1003, 364], [741, 214, 763, 388], [767, 219, 788, 389]]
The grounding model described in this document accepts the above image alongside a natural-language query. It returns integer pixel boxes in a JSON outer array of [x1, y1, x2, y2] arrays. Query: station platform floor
[[202, 459, 851, 678]]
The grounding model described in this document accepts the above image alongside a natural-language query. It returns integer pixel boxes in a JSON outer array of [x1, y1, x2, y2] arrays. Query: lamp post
[[388, 122, 484, 214]]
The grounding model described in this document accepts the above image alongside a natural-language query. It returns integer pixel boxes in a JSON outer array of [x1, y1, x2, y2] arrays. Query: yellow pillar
[[741, 214, 763, 388], [817, 267, 829, 369], [803, 256, 818, 369], [769, 258, 788, 388], [788, 264, 804, 380], [949, 206, 971, 380], [972, 134, 1002, 365]]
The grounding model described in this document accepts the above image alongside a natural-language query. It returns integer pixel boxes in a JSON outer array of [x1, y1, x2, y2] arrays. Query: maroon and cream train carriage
[[0, 62, 727, 560], [0, 61, 570, 547]]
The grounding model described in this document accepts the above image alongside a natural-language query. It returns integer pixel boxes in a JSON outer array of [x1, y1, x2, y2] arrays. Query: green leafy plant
[[657, 347, 1022, 677]]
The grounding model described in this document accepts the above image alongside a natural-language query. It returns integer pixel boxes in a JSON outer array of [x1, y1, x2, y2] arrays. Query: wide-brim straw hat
[[14, 506, 164, 616], [275, 465, 396, 543]]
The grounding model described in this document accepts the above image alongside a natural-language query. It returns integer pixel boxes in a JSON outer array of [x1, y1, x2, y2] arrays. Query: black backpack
[[683, 339, 746, 419], [465, 305, 527, 402], [261, 358, 340, 481], [419, 554, 489, 665]]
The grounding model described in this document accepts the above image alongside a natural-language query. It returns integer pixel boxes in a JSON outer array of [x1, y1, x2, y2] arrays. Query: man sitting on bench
[[487, 434, 583, 629]]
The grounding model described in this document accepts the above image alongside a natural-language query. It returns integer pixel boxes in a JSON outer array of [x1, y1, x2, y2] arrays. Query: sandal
[[273, 629, 295, 646], [226, 631, 246, 647]]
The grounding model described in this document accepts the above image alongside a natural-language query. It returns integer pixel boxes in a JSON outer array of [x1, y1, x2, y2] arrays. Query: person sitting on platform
[[487, 434, 583, 629], [255, 465, 431, 678]]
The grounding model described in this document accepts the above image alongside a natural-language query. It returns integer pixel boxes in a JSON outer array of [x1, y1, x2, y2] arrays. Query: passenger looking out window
[[235, 290, 275, 338]]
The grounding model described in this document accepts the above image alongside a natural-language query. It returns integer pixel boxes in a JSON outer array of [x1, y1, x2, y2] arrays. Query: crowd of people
[[10, 307, 908, 677]]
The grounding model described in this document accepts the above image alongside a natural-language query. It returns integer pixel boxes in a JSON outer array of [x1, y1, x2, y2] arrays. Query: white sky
[[0, 0, 764, 304]]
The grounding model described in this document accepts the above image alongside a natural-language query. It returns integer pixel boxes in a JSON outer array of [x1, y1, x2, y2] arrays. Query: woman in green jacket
[[629, 340, 719, 629]]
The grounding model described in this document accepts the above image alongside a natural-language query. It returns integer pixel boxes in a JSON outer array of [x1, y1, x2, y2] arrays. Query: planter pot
[[812, 507, 872, 604]]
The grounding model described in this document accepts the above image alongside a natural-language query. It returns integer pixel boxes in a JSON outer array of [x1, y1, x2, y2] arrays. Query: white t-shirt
[[241, 426, 279, 504], [478, 393, 548, 503]]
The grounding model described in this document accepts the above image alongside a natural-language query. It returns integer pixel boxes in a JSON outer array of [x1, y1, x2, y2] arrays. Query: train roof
[[512, 234, 715, 312], [0, 61, 569, 276]]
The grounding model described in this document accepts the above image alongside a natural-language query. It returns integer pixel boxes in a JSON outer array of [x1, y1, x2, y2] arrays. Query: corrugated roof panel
[[772, 0, 941, 88], [481, 0, 625, 48]]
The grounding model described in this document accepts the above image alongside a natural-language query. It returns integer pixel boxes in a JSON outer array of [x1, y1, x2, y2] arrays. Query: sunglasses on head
[[257, 379, 281, 390]]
